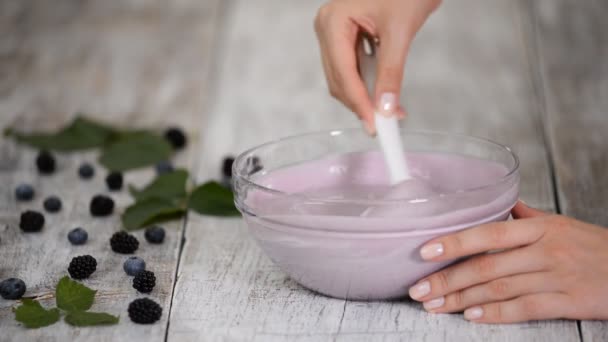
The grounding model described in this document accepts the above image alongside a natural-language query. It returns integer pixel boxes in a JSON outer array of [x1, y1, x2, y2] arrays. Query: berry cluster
[[68, 255, 97, 280]]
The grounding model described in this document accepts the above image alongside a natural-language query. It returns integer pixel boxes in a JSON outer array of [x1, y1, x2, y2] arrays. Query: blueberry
[[78, 163, 95, 179], [43, 196, 62, 213], [123, 256, 146, 276], [0, 278, 26, 300], [36, 150, 56, 174], [105, 172, 123, 191], [164, 127, 187, 150], [222, 156, 235, 179], [15, 184, 34, 201], [68, 227, 88, 245], [155, 161, 174, 175], [144, 226, 165, 244]]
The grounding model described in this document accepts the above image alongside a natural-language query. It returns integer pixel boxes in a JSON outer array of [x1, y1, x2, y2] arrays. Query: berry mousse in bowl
[[233, 129, 520, 300]]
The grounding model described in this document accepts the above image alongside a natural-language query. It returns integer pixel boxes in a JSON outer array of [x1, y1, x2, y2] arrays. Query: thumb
[[512, 200, 550, 219], [374, 27, 411, 116]]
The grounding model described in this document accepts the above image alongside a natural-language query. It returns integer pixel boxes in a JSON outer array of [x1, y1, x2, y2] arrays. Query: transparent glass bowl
[[233, 129, 520, 300]]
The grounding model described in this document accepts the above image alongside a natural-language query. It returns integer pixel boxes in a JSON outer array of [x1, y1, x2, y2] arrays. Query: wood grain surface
[[1, 0, 606, 340], [0, 0, 222, 341], [531, 0, 608, 340]]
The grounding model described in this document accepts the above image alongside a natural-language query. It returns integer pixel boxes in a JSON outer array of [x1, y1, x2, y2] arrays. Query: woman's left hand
[[408, 201, 608, 323]]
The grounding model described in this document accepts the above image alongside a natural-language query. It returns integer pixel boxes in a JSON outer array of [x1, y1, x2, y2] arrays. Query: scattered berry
[[110, 231, 139, 254], [68, 255, 97, 280], [123, 256, 146, 276], [67, 227, 88, 245], [105, 172, 123, 191], [128, 298, 162, 324], [132, 270, 156, 293], [19, 210, 45, 232], [155, 161, 174, 175], [222, 156, 235, 178], [90, 195, 114, 217], [43, 196, 62, 213], [144, 226, 165, 244], [15, 184, 35, 201], [36, 150, 56, 174], [78, 163, 95, 179], [164, 127, 187, 149], [0, 278, 26, 300]]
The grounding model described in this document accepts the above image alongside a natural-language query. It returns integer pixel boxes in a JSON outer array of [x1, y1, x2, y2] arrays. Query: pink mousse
[[240, 151, 519, 300]]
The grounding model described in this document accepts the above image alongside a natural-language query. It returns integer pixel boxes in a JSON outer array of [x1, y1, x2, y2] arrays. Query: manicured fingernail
[[409, 280, 430, 299], [377, 92, 397, 116], [423, 296, 445, 310], [420, 243, 444, 260], [464, 306, 484, 320]]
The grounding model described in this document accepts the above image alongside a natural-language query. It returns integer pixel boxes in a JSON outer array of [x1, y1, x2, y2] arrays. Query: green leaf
[[189, 181, 240, 216], [14, 299, 60, 328], [64, 311, 119, 326], [130, 169, 189, 201], [122, 197, 185, 230], [56, 276, 96, 312], [99, 131, 173, 171], [5, 116, 116, 151]]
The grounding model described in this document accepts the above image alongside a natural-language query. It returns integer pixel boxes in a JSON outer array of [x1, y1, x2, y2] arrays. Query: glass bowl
[[233, 129, 520, 300]]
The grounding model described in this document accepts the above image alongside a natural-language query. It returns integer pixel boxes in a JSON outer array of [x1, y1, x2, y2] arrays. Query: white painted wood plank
[[531, 0, 608, 340], [169, 0, 578, 341], [0, 0, 221, 341]]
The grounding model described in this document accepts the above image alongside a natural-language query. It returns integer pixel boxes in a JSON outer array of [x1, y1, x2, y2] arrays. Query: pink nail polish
[[409, 280, 431, 299], [423, 296, 445, 310], [464, 307, 484, 320], [377, 93, 397, 116], [420, 243, 444, 260]]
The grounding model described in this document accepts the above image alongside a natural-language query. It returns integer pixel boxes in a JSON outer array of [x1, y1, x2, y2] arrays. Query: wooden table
[[1, 0, 607, 341]]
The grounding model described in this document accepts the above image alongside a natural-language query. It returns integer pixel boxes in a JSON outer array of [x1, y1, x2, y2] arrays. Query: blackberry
[[222, 156, 235, 178], [68, 255, 97, 280], [110, 231, 139, 254], [15, 184, 35, 201], [128, 298, 162, 324], [164, 127, 187, 149], [19, 210, 45, 232], [0, 278, 26, 300], [105, 172, 123, 191], [78, 163, 95, 179], [123, 256, 146, 276], [132, 270, 156, 293], [144, 226, 165, 244], [43, 196, 62, 213], [36, 150, 56, 174], [155, 161, 174, 175], [90, 195, 114, 217], [67, 227, 88, 245]]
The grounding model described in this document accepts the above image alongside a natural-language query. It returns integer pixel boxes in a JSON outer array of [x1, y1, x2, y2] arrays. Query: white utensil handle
[[375, 113, 410, 184]]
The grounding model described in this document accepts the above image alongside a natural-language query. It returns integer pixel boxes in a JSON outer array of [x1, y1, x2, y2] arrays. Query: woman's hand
[[409, 201, 608, 323], [314, 0, 441, 134]]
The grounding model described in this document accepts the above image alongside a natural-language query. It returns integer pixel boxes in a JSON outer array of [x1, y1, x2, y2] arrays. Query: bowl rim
[[233, 128, 520, 204]]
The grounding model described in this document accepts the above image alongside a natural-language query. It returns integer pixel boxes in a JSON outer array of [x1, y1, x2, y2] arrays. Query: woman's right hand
[[314, 0, 441, 135]]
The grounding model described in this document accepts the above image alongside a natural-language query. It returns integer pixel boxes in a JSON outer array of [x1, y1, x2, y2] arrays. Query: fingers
[[512, 201, 550, 219], [315, 10, 375, 133], [423, 272, 556, 313], [463, 293, 573, 323], [373, 22, 411, 117], [409, 247, 544, 301], [419, 218, 546, 262]]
